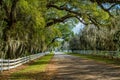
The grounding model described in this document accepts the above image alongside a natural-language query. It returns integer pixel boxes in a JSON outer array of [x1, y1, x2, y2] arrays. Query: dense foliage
[[69, 15, 120, 51]]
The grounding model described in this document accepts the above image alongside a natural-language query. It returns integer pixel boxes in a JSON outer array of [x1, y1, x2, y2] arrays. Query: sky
[[72, 22, 84, 34]]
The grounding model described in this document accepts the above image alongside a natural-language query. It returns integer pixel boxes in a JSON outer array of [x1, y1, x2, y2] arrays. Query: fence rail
[[67, 50, 120, 58], [0, 52, 49, 72]]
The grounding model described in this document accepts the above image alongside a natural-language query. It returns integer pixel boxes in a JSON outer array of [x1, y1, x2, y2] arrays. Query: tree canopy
[[0, 0, 120, 58]]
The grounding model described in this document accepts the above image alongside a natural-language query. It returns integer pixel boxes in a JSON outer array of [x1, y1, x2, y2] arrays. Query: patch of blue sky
[[72, 22, 84, 34], [102, 3, 120, 9]]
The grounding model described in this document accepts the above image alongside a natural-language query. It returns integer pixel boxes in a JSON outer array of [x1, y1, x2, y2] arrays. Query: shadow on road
[[52, 52, 120, 80]]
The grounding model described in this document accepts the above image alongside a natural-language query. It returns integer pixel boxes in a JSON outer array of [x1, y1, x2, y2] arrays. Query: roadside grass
[[67, 53, 120, 65], [9, 53, 54, 80]]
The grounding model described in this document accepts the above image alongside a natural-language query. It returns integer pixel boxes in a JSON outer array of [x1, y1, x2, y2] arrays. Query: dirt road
[[49, 52, 120, 80]]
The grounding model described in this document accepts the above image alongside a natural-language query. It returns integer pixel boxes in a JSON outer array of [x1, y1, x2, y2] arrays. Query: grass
[[67, 53, 120, 65], [9, 53, 54, 80]]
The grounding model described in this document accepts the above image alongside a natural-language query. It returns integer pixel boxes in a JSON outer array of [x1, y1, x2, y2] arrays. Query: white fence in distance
[[0, 52, 49, 72], [68, 50, 120, 58]]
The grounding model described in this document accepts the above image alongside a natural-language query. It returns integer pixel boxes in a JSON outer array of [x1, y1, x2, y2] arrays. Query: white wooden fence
[[0, 52, 49, 72], [69, 50, 120, 58]]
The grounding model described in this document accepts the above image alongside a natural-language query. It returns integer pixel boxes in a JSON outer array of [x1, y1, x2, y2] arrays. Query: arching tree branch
[[99, 4, 113, 17], [45, 14, 75, 27], [46, 2, 106, 28], [107, 3, 118, 10], [46, 3, 82, 16], [75, 16, 89, 25], [46, 4, 92, 27], [47, 36, 60, 48], [90, 0, 120, 4], [90, 0, 119, 17]]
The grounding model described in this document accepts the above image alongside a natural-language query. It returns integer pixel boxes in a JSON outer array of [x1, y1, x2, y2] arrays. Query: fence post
[[26, 56, 28, 62], [0, 59, 3, 72], [29, 55, 30, 62], [8, 59, 10, 70], [26, 56, 27, 63], [23, 56, 25, 63]]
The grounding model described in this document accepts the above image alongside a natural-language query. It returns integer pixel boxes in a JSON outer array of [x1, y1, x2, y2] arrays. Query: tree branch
[[47, 36, 60, 48], [100, 4, 113, 17], [45, 14, 75, 27], [46, 3, 103, 28], [107, 3, 117, 10], [90, 0, 120, 4], [46, 4, 84, 27], [91, 0, 119, 17], [46, 4, 82, 16], [87, 15, 100, 29], [75, 16, 89, 25]]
